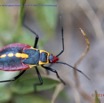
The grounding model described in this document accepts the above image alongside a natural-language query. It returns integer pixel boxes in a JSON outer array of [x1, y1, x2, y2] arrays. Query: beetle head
[[48, 54, 59, 63]]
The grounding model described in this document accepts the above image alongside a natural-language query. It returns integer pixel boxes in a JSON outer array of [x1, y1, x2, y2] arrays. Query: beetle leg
[[23, 24, 39, 48], [22, 14, 39, 48], [42, 66, 65, 85], [34, 67, 43, 92], [0, 70, 26, 82]]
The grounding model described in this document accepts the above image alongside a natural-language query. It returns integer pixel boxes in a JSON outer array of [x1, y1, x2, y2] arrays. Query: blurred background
[[0, 0, 103, 103]]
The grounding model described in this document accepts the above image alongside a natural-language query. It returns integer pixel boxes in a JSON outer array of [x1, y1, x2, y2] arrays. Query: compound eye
[[49, 54, 54, 62]]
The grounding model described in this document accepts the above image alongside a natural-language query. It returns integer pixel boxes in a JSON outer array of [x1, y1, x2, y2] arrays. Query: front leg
[[42, 66, 65, 85]]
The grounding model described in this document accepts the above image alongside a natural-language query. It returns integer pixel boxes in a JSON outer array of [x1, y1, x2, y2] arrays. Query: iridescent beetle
[[0, 16, 90, 89]]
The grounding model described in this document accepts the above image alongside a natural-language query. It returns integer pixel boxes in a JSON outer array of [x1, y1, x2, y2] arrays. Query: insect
[[0, 15, 90, 90]]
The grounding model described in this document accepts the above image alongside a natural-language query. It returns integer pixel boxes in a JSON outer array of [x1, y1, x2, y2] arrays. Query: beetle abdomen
[[0, 43, 30, 71]]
